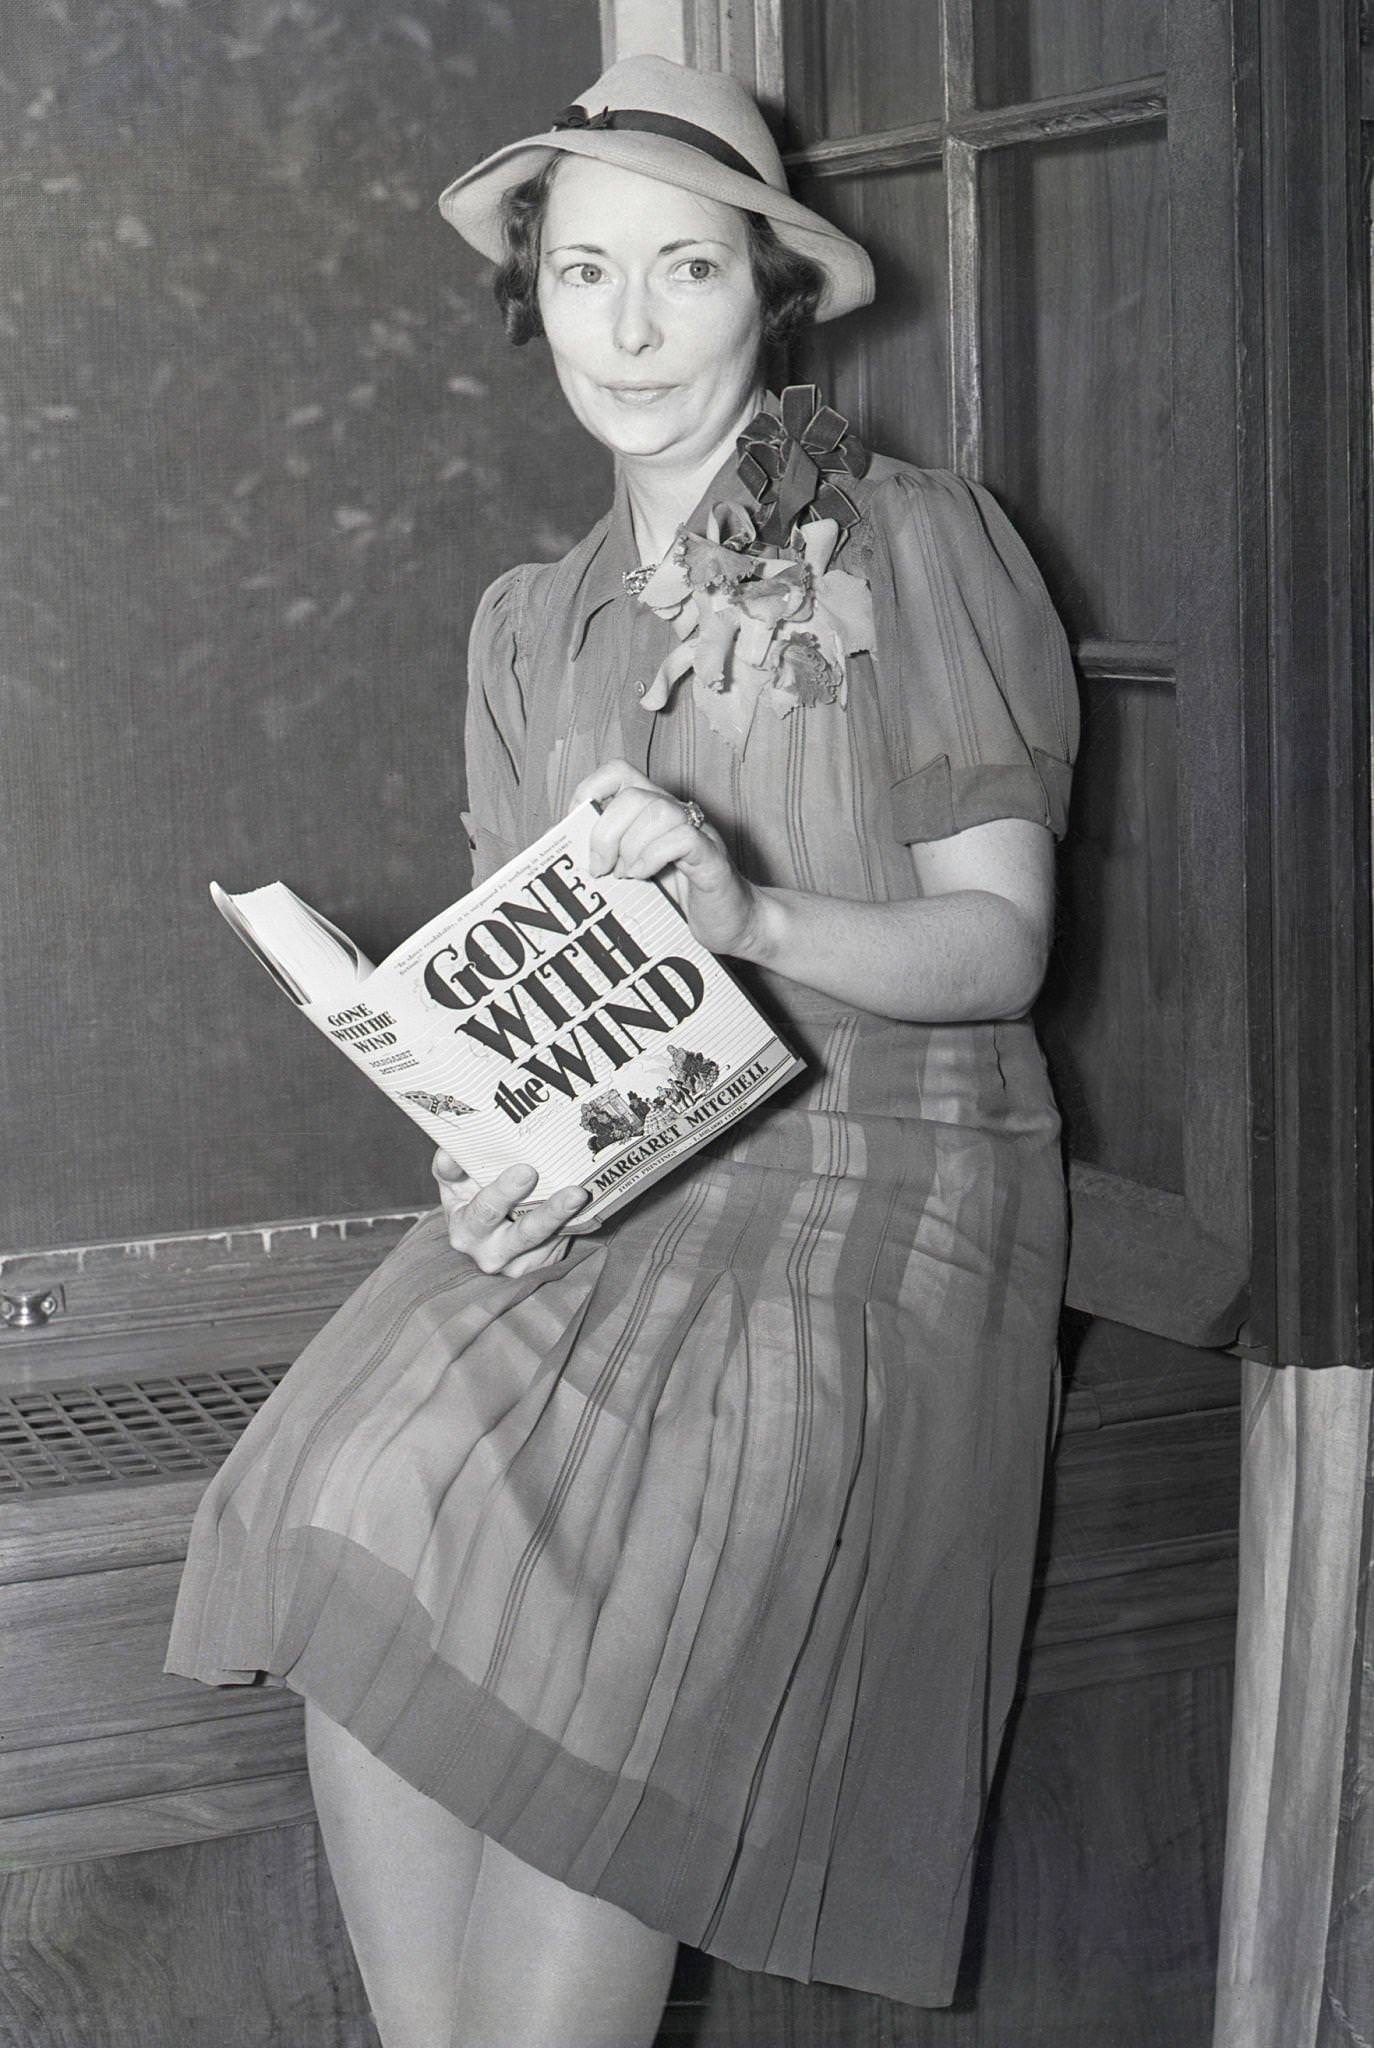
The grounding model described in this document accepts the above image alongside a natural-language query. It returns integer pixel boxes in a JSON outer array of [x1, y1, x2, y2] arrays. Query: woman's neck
[[618, 389, 765, 565]]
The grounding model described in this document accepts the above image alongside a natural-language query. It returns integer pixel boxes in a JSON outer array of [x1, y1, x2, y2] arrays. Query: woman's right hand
[[431, 1150, 591, 1276]]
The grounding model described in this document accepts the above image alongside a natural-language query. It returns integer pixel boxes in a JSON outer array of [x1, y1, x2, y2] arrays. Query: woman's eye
[[564, 262, 604, 286], [674, 257, 718, 283]]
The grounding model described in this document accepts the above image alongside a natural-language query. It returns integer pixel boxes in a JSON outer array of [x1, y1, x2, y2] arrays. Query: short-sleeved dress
[[165, 435, 1079, 2010]]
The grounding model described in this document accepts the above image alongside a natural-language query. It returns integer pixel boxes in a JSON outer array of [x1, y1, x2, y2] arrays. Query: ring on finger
[[681, 799, 706, 831]]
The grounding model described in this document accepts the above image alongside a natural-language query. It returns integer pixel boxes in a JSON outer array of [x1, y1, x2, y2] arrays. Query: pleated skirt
[[164, 1012, 1066, 2007]]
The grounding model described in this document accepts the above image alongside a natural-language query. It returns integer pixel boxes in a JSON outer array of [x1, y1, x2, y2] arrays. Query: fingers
[[572, 761, 720, 883], [461, 1162, 539, 1231], [585, 785, 658, 875], [442, 1161, 591, 1273], [616, 816, 714, 881], [588, 788, 716, 881], [465, 1183, 591, 1273], [514, 1184, 593, 1240]]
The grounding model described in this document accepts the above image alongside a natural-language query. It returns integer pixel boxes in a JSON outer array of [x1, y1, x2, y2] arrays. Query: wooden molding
[[1243, 0, 1374, 1366], [0, 1212, 424, 1391], [600, 0, 783, 105], [785, 75, 1167, 179], [1065, 1164, 1250, 1351], [0, 1772, 318, 1874], [1074, 641, 1175, 686], [600, 0, 686, 67]]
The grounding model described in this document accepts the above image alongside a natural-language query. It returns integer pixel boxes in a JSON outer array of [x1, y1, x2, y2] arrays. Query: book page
[[210, 881, 374, 1007]]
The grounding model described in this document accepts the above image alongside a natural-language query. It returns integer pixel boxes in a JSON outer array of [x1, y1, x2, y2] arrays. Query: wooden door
[[782, 1, 1250, 1356], [712, 0, 1370, 1375]]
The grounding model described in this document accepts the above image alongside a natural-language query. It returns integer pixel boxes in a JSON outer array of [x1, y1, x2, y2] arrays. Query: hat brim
[[437, 131, 874, 324]]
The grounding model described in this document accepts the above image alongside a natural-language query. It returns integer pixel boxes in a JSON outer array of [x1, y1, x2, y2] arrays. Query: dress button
[[634, 680, 646, 696]]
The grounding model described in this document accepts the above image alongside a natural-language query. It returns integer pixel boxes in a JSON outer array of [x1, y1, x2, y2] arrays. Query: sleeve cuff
[[890, 748, 1073, 843]]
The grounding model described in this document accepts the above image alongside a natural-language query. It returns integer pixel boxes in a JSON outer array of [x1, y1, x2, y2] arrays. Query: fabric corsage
[[625, 385, 876, 752]]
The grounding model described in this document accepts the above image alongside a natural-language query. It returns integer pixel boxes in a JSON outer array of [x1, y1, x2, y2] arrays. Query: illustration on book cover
[[579, 1044, 722, 1157]]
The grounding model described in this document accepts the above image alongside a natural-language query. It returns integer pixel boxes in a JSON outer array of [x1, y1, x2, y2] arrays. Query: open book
[[213, 799, 804, 1230]]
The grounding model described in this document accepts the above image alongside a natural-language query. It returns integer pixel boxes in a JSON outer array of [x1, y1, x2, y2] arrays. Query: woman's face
[[536, 155, 764, 470]]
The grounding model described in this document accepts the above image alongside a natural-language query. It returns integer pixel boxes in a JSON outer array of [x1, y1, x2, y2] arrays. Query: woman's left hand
[[571, 759, 765, 959]]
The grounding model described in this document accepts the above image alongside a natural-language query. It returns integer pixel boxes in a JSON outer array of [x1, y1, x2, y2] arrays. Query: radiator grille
[[0, 1363, 292, 1497]]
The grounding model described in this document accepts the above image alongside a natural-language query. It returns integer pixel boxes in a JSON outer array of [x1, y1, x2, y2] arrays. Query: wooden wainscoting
[[0, 1223, 1240, 2047]]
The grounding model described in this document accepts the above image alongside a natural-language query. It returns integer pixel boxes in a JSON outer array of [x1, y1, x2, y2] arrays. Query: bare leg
[[304, 1698, 484, 2048], [452, 1835, 679, 2048]]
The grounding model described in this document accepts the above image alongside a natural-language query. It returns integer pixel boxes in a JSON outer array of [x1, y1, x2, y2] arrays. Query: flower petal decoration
[[734, 613, 776, 669], [624, 387, 873, 749], [798, 516, 841, 576], [733, 558, 813, 627], [641, 633, 697, 711], [697, 659, 771, 748], [680, 530, 757, 596], [690, 604, 741, 691], [710, 500, 760, 548], [634, 549, 693, 614], [769, 630, 843, 713], [814, 566, 876, 657]]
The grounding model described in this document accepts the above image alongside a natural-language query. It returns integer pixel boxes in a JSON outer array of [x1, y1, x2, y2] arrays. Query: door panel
[[980, 129, 1175, 644], [785, 0, 945, 139], [974, 0, 1167, 106], [779, 0, 1244, 1349], [1039, 678, 1183, 1192], [792, 164, 952, 470]]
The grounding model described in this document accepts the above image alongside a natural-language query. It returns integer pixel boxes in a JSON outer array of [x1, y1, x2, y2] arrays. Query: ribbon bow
[[552, 102, 613, 131], [735, 384, 869, 547]]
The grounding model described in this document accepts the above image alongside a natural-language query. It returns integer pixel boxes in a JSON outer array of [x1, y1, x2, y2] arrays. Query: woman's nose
[[613, 279, 660, 355]]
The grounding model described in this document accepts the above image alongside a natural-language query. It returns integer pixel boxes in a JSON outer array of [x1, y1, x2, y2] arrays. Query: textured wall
[[2, 0, 605, 1248]]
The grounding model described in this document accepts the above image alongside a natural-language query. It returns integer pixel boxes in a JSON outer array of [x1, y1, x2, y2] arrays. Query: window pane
[[975, 0, 1165, 108], [981, 128, 1173, 645], [783, 0, 943, 147], [793, 164, 950, 470]]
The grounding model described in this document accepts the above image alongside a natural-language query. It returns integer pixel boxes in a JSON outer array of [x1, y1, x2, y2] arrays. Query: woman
[[166, 55, 1078, 2048]]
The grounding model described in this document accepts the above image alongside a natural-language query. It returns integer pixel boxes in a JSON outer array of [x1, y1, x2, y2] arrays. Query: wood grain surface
[[0, 1823, 374, 2048], [0, 1662, 1232, 2046], [692, 1667, 1232, 2046]]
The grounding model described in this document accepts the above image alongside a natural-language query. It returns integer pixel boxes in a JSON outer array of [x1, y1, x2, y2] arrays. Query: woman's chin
[[584, 403, 689, 460]]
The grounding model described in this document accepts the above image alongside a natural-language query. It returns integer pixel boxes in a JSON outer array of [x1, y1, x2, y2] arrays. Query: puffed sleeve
[[868, 469, 1078, 843], [460, 565, 528, 888]]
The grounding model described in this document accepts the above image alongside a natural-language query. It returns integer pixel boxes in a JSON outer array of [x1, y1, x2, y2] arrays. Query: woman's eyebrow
[[545, 239, 730, 257]]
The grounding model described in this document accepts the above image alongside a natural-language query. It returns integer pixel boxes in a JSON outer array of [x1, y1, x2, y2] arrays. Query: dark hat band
[[550, 104, 766, 185]]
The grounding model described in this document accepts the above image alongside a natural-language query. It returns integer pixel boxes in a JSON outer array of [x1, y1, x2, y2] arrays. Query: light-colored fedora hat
[[437, 55, 874, 324]]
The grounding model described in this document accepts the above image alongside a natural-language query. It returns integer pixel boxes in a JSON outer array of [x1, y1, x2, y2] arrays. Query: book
[[212, 798, 804, 1230]]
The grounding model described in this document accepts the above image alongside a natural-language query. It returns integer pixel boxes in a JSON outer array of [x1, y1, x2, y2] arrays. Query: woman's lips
[[602, 384, 678, 407]]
